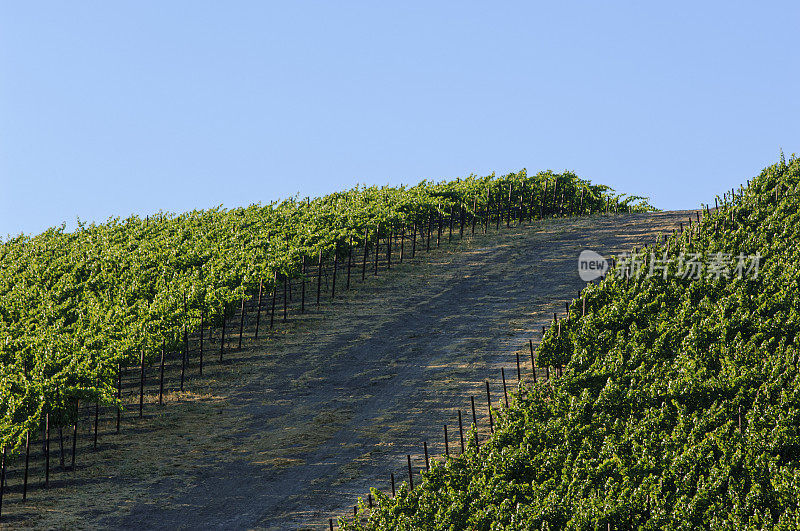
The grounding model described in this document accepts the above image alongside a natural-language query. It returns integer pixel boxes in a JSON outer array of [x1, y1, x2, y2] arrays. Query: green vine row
[[0, 169, 651, 454], [342, 154, 800, 529]]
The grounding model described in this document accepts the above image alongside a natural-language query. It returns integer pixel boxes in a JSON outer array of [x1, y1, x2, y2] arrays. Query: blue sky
[[2, 2, 798, 237]]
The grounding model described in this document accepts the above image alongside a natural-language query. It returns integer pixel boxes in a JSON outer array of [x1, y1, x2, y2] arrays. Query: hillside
[[0, 207, 678, 529], [0, 170, 650, 457], [344, 156, 800, 530]]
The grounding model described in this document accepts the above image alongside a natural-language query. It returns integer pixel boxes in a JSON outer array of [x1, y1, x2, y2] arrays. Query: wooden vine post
[[470, 396, 480, 447], [502, 368, 509, 408], [238, 297, 246, 349], [116, 363, 122, 433], [23, 432, 30, 500], [331, 242, 338, 299], [181, 323, 187, 390], [300, 257, 306, 314], [199, 312, 205, 376], [0, 446, 6, 520], [159, 340, 165, 405], [411, 222, 417, 258], [139, 350, 145, 418], [71, 398, 78, 470], [362, 227, 369, 280], [255, 279, 263, 337], [485, 381, 494, 433], [374, 224, 380, 275], [387, 228, 392, 269], [220, 303, 226, 361], [400, 225, 406, 263], [270, 271, 277, 327], [407, 454, 414, 490], [346, 237, 353, 289], [458, 410, 465, 453], [317, 249, 323, 307], [45, 411, 50, 487]]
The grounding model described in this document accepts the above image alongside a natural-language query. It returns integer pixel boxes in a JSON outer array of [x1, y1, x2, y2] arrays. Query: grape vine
[[0, 170, 650, 456], [342, 155, 800, 529]]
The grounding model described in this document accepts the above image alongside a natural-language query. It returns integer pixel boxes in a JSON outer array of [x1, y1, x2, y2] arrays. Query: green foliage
[[343, 155, 800, 530], [0, 170, 647, 453]]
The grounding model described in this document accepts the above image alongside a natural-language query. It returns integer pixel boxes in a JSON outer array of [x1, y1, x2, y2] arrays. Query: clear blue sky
[[2, 2, 798, 237]]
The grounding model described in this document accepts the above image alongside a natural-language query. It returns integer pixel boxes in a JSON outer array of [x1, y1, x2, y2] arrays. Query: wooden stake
[[427, 214, 432, 251], [220, 303, 226, 361], [271, 271, 278, 327], [116, 364, 121, 433], [485, 381, 494, 433], [411, 222, 417, 258], [374, 225, 380, 275], [400, 225, 405, 262], [387, 228, 392, 268], [23, 432, 30, 500], [139, 350, 145, 418], [71, 398, 78, 470], [0, 446, 6, 518], [199, 312, 204, 376], [181, 323, 187, 390], [448, 208, 453, 242], [471, 396, 479, 447], [472, 197, 477, 234], [495, 193, 500, 230], [541, 180, 547, 218], [407, 454, 414, 490], [238, 297, 246, 349], [159, 340, 165, 405], [424, 441, 429, 471], [301, 256, 307, 313], [332, 243, 338, 299], [45, 412, 50, 487], [458, 410, 465, 453], [530, 339, 537, 383], [516, 350, 521, 381], [58, 415, 66, 467], [484, 188, 489, 234], [346, 237, 353, 289], [317, 249, 323, 306], [444, 425, 449, 457], [506, 183, 512, 228], [0, 446, 6, 519], [362, 227, 368, 280], [255, 279, 263, 337], [501, 368, 509, 408]]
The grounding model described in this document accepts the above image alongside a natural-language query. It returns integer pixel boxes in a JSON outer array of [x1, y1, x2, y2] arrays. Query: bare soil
[[0, 211, 693, 530]]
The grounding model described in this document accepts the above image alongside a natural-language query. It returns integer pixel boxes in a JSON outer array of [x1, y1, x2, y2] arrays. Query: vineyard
[[0, 169, 651, 521], [341, 154, 800, 530]]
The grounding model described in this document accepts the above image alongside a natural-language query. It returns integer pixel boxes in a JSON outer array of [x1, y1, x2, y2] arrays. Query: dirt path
[[0, 211, 693, 530]]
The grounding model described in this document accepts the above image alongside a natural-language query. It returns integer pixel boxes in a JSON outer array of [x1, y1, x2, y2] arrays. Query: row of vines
[[0, 169, 651, 458], [341, 154, 800, 529]]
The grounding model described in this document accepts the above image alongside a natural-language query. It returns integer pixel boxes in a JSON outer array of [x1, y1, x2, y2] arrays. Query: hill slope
[[345, 157, 800, 530], [0, 210, 683, 529]]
